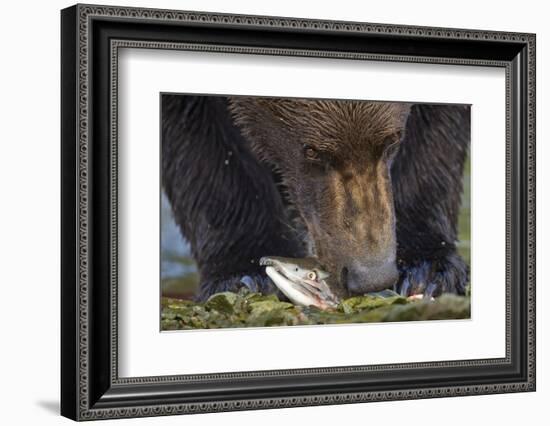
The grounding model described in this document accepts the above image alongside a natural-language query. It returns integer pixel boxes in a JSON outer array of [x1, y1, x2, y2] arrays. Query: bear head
[[229, 97, 410, 296]]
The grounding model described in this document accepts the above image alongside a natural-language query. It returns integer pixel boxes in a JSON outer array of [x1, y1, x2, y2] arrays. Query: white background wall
[[0, 0, 546, 424]]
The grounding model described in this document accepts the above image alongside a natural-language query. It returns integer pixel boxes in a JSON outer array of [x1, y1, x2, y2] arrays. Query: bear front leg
[[162, 95, 304, 302], [391, 104, 471, 298], [394, 252, 469, 297]]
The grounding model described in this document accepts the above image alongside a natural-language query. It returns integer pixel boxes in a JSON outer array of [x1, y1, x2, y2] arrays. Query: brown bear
[[161, 95, 469, 301]]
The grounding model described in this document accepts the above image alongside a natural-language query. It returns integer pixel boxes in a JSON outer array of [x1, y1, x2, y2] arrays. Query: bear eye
[[303, 144, 322, 163]]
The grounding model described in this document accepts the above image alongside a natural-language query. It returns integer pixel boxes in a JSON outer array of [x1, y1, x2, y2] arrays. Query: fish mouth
[[259, 257, 279, 268], [259, 256, 339, 310]]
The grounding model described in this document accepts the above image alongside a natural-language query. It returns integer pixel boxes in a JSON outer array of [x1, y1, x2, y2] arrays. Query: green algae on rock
[[160, 288, 470, 330]]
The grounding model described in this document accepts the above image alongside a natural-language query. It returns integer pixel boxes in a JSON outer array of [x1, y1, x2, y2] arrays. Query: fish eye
[[307, 271, 317, 280]]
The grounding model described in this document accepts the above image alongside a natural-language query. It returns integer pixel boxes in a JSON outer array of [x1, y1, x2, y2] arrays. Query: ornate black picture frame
[[61, 3, 536, 421]]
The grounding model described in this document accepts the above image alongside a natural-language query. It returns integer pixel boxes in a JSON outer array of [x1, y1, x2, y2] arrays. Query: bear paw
[[394, 253, 469, 297], [196, 273, 278, 302]]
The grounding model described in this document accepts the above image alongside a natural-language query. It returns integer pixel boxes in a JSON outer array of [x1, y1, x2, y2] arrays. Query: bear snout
[[344, 259, 399, 295]]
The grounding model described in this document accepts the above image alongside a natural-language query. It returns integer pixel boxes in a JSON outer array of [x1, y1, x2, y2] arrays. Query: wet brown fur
[[162, 94, 469, 300]]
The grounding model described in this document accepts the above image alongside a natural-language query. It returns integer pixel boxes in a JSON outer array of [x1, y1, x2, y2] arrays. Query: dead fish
[[259, 256, 341, 310]]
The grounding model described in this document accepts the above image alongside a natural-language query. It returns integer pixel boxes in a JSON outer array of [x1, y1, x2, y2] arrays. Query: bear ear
[[226, 96, 256, 124], [399, 102, 413, 119], [395, 103, 413, 130], [226, 96, 290, 166], [229, 96, 308, 125], [227, 96, 278, 133]]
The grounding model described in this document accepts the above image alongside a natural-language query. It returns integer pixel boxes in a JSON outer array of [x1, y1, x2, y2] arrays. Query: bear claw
[[239, 275, 259, 293], [394, 254, 468, 297]]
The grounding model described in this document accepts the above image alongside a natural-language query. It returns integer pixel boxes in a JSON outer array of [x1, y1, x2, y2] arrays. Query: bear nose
[[344, 260, 398, 295]]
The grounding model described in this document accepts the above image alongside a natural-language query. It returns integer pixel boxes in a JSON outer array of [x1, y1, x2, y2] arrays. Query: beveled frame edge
[[61, 3, 536, 421]]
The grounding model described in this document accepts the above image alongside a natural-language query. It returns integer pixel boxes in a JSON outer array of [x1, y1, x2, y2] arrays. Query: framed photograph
[[61, 3, 536, 421]]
